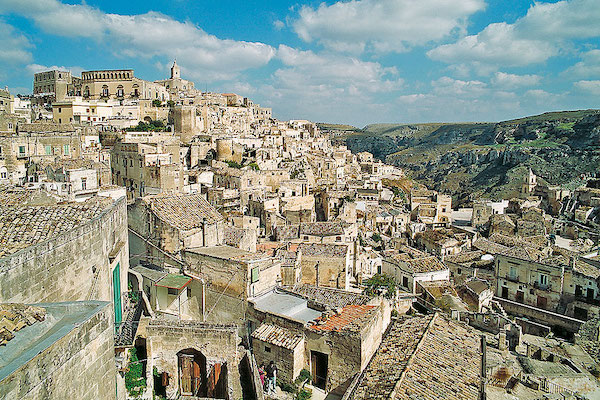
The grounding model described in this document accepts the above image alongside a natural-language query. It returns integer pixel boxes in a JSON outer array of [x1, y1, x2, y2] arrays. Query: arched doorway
[[177, 348, 207, 397]]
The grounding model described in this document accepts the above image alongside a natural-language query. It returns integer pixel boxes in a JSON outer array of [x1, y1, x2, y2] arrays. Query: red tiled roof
[[309, 305, 376, 333]]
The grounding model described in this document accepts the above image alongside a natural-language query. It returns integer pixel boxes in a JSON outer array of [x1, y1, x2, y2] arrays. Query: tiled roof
[[0, 304, 46, 346], [352, 314, 481, 400], [472, 237, 510, 255], [251, 323, 303, 350], [281, 284, 371, 308], [0, 197, 113, 257], [146, 193, 223, 231], [299, 243, 348, 258], [444, 250, 485, 265], [299, 221, 344, 237], [274, 225, 300, 240], [308, 305, 377, 333], [402, 256, 447, 274]]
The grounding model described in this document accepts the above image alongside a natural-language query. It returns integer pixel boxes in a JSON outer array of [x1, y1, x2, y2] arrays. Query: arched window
[[132, 84, 139, 97], [83, 86, 90, 98], [116, 85, 124, 98]]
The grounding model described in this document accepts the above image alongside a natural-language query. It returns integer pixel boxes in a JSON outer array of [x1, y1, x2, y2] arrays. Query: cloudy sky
[[0, 0, 598, 126]]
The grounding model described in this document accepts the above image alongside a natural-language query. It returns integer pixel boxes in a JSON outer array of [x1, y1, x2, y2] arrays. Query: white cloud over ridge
[[0, 0, 275, 81], [293, 0, 485, 54], [491, 72, 541, 89]]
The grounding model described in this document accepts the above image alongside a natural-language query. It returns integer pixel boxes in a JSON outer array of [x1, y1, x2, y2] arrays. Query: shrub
[[125, 348, 146, 398], [363, 273, 397, 299]]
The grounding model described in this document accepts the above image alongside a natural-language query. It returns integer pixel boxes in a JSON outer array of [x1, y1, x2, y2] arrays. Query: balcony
[[506, 275, 520, 283], [533, 281, 551, 291]]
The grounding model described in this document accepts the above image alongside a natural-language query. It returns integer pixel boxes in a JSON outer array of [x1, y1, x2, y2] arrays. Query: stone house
[[182, 245, 281, 325], [248, 286, 389, 395], [413, 228, 471, 257], [274, 221, 357, 244], [409, 189, 452, 228], [298, 243, 353, 290], [381, 247, 450, 293], [128, 192, 225, 264], [111, 141, 182, 200], [141, 320, 243, 400], [0, 190, 129, 332]]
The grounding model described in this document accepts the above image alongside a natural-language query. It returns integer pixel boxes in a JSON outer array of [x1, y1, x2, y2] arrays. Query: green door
[[113, 263, 122, 328]]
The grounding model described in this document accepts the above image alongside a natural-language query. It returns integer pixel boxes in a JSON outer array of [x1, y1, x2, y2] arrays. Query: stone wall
[[252, 338, 304, 384], [0, 197, 129, 305], [0, 301, 116, 400], [144, 320, 242, 400]]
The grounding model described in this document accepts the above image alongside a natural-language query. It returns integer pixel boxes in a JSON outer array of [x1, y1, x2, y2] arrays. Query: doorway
[[178, 349, 207, 396], [311, 351, 328, 390], [537, 296, 547, 309], [515, 290, 524, 303], [501, 286, 508, 299]]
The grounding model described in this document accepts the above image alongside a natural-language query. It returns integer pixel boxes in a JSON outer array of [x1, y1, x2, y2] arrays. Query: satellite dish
[[481, 254, 494, 261]]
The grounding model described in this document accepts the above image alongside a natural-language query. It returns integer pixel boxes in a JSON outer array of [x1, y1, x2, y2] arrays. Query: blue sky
[[0, 0, 598, 126]]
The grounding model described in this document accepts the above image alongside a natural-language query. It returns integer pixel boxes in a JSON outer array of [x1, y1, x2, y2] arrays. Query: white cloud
[[428, 22, 558, 67], [432, 76, 487, 97], [293, 0, 485, 54], [273, 20, 285, 30], [26, 63, 86, 76], [0, 20, 32, 64], [563, 49, 600, 78], [573, 80, 600, 95], [491, 72, 541, 88], [0, 0, 275, 81], [428, 0, 600, 68]]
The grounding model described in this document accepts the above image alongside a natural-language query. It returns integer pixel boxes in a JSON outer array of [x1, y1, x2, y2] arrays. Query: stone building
[[141, 319, 243, 399], [298, 243, 353, 290], [183, 246, 281, 324], [32, 69, 78, 105], [0, 122, 89, 184], [80, 69, 169, 102], [0, 187, 129, 337], [345, 313, 481, 400], [128, 192, 225, 262], [0, 301, 116, 400], [248, 286, 389, 395], [111, 141, 182, 200], [381, 247, 450, 294]]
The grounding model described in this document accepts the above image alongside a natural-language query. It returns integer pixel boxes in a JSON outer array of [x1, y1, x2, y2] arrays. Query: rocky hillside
[[342, 110, 600, 206]]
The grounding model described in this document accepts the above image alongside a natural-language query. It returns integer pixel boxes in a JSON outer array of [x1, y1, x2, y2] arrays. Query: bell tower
[[171, 60, 180, 79]]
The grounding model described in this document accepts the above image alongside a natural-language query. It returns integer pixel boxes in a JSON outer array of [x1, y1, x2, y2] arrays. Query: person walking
[[265, 360, 278, 395], [258, 363, 266, 389]]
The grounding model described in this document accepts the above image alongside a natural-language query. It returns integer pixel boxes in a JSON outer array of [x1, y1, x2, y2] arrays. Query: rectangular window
[[63, 145, 69, 155], [251, 267, 259, 283], [18, 145, 25, 155], [402, 276, 409, 288], [81, 177, 87, 190], [168, 288, 178, 296], [265, 346, 271, 353]]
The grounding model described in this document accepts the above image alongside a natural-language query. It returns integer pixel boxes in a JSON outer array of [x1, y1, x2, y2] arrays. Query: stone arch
[[176, 348, 207, 397]]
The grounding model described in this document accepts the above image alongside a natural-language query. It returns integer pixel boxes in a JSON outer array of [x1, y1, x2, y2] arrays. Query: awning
[[155, 274, 192, 290]]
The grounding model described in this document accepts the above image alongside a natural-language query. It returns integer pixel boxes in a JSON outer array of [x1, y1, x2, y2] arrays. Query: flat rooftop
[[0, 301, 109, 382], [251, 290, 321, 324], [187, 245, 270, 262]]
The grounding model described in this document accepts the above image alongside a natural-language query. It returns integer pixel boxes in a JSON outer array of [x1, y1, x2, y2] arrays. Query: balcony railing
[[506, 275, 520, 283], [533, 281, 551, 291]]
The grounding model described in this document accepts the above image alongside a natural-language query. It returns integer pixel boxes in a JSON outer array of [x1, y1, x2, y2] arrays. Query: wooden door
[[207, 363, 222, 397], [501, 287, 508, 299], [515, 291, 524, 303], [192, 358, 201, 395], [537, 296, 547, 309], [180, 354, 193, 395]]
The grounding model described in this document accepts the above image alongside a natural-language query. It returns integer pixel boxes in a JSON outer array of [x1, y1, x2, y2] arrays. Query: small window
[[303, 236, 309, 241], [0, 171, 6, 179], [457, 268, 462, 275], [336, 236, 342, 242], [402, 276, 409, 288], [18, 145, 25, 155], [265, 346, 271, 353], [81, 177, 87, 190], [251, 267, 259, 284], [63, 145, 69, 155], [168, 288, 178, 296]]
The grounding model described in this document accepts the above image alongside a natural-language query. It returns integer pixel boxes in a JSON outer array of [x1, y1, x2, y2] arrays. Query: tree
[[363, 274, 397, 299], [166, 100, 175, 108], [152, 99, 162, 107]]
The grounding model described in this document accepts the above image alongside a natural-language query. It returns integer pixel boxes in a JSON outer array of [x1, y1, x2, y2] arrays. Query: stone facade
[[0, 301, 116, 400], [143, 319, 242, 400], [0, 197, 129, 309]]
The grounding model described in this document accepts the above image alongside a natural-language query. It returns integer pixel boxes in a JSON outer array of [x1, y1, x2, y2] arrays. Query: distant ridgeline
[[335, 110, 600, 206]]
